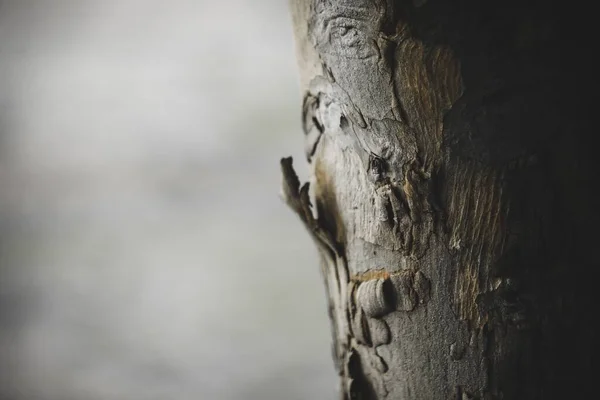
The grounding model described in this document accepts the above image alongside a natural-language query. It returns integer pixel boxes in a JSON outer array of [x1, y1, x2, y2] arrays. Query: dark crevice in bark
[[347, 350, 378, 400]]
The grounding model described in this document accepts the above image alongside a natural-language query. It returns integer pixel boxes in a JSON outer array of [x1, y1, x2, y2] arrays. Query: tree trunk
[[281, 1, 595, 399]]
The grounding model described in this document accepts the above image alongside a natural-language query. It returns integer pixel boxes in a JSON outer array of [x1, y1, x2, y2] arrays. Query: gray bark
[[282, 1, 596, 399]]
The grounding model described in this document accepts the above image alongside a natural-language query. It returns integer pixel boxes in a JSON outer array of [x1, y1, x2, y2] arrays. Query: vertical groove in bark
[[284, 0, 595, 398]]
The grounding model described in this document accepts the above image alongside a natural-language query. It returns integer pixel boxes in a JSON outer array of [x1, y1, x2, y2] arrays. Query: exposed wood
[[283, 1, 596, 398]]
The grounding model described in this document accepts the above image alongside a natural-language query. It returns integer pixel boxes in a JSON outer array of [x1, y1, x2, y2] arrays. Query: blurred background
[[0, 1, 336, 399]]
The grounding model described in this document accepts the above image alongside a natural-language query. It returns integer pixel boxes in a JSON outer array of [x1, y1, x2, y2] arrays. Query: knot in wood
[[369, 318, 391, 347], [356, 278, 392, 318]]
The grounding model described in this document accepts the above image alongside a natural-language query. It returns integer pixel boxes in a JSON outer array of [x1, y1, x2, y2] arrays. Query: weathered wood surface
[[282, 1, 596, 398]]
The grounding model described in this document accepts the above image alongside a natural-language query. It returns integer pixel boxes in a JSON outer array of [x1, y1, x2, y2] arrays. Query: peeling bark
[[283, 1, 595, 398]]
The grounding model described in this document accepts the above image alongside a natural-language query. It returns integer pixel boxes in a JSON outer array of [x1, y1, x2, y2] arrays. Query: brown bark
[[282, 1, 596, 398]]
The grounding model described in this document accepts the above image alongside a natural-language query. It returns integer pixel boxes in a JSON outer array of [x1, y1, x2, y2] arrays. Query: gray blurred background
[[0, 1, 336, 399]]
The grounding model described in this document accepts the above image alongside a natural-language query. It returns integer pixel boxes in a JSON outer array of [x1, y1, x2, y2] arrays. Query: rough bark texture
[[282, 1, 595, 399]]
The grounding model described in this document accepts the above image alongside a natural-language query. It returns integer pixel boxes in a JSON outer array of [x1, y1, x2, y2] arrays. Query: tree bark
[[282, 1, 596, 399]]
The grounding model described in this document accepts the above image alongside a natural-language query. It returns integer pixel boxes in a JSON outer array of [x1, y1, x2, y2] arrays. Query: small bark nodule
[[282, 1, 595, 398]]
